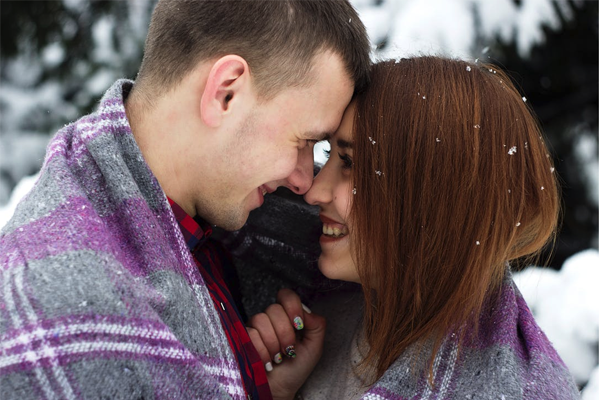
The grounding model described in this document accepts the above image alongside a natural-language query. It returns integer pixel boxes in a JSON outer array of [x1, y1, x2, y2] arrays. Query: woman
[[247, 57, 579, 399]]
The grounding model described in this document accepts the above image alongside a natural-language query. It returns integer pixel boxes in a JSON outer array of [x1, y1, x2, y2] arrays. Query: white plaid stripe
[[224, 383, 246, 398], [45, 115, 129, 162], [202, 362, 244, 380], [78, 117, 129, 141], [421, 339, 447, 400], [32, 367, 59, 400], [361, 394, 386, 400], [0, 340, 195, 369], [97, 103, 126, 114], [2, 322, 182, 351], [44, 135, 68, 163], [438, 340, 459, 397], [2, 268, 22, 329], [202, 360, 245, 397], [14, 265, 76, 400], [3, 266, 58, 399]]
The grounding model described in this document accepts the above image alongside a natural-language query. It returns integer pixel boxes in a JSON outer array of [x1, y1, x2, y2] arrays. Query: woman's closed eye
[[338, 153, 353, 169], [322, 148, 352, 169]]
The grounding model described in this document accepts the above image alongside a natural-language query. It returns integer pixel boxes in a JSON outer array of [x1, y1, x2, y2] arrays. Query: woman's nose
[[304, 164, 332, 206]]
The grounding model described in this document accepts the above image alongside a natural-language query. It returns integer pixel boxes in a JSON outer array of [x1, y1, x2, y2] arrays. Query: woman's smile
[[320, 214, 349, 239]]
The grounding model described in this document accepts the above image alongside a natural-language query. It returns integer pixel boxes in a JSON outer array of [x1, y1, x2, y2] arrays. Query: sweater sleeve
[[212, 186, 328, 316]]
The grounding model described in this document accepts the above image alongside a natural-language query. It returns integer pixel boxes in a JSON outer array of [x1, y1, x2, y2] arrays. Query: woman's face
[[304, 102, 359, 283]]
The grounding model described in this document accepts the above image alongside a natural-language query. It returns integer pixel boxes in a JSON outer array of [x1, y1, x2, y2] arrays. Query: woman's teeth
[[262, 188, 268, 196], [322, 223, 349, 237]]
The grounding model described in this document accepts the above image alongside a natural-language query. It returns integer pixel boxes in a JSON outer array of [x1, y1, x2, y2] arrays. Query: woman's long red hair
[[350, 57, 560, 382]]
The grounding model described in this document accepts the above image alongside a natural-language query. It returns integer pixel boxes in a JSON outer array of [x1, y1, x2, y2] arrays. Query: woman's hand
[[247, 288, 326, 400]]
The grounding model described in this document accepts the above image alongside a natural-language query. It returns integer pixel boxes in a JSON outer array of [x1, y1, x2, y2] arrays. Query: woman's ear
[[200, 55, 250, 128]]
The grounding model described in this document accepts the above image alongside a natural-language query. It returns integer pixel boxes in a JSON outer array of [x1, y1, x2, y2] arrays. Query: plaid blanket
[[362, 275, 580, 399], [0, 80, 245, 399]]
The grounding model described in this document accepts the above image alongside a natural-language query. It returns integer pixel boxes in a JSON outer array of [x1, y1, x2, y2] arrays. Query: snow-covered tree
[[1, 0, 597, 263], [0, 0, 154, 202]]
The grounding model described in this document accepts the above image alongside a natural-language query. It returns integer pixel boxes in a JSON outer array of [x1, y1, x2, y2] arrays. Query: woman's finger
[[265, 303, 297, 358], [247, 327, 274, 372], [248, 312, 284, 364], [277, 288, 310, 332]]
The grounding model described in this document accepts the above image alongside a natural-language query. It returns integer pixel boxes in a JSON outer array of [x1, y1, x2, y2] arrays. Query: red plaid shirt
[[168, 198, 272, 400]]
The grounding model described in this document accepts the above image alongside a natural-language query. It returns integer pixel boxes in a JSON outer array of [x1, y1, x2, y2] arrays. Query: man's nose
[[285, 145, 314, 195]]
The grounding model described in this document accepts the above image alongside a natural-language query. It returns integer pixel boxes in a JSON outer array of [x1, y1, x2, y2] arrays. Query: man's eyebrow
[[306, 131, 332, 141], [337, 139, 353, 149]]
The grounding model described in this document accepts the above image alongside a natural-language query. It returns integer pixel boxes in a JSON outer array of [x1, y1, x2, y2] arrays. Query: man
[[0, 1, 370, 399]]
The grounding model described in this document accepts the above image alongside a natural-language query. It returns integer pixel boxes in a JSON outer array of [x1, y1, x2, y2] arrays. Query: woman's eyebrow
[[337, 139, 354, 149]]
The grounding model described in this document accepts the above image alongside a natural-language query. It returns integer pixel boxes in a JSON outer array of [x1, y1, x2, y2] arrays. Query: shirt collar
[[167, 197, 213, 251]]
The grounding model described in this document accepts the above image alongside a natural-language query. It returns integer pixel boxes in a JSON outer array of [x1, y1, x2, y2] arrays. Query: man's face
[[201, 51, 354, 230]]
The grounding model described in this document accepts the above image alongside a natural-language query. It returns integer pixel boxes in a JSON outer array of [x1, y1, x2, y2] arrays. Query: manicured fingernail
[[293, 316, 304, 330], [265, 362, 273, 372], [274, 353, 283, 364], [285, 345, 296, 358], [301, 303, 312, 314]]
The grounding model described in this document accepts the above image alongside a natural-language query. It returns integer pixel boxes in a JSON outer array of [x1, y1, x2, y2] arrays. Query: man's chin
[[210, 211, 249, 232]]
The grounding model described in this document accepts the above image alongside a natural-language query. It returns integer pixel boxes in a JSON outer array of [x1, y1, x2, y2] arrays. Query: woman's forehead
[[331, 103, 355, 146]]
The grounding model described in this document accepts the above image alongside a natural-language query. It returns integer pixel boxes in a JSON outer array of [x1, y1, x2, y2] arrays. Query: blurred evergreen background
[[1, 0, 598, 268]]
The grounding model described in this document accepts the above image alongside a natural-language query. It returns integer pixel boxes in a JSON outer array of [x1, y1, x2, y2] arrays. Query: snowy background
[[1, 0, 598, 397]]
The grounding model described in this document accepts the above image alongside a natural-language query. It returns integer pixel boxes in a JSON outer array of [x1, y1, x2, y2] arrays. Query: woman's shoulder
[[456, 275, 579, 398], [364, 277, 580, 399]]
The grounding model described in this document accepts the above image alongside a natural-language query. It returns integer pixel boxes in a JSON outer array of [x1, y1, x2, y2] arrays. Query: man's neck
[[125, 91, 200, 218]]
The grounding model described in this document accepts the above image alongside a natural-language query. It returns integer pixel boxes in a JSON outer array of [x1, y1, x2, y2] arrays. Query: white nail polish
[[265, 362, 273, 372], [274, 353, 283, 364], [302, 303, 312, 314]]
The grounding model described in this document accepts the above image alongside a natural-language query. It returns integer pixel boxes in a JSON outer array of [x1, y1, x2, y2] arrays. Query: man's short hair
[[134, 0, 371, 103]]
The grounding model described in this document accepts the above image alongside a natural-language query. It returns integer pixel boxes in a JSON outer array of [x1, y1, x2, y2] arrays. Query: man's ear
[[201, 55, 250, 128]]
